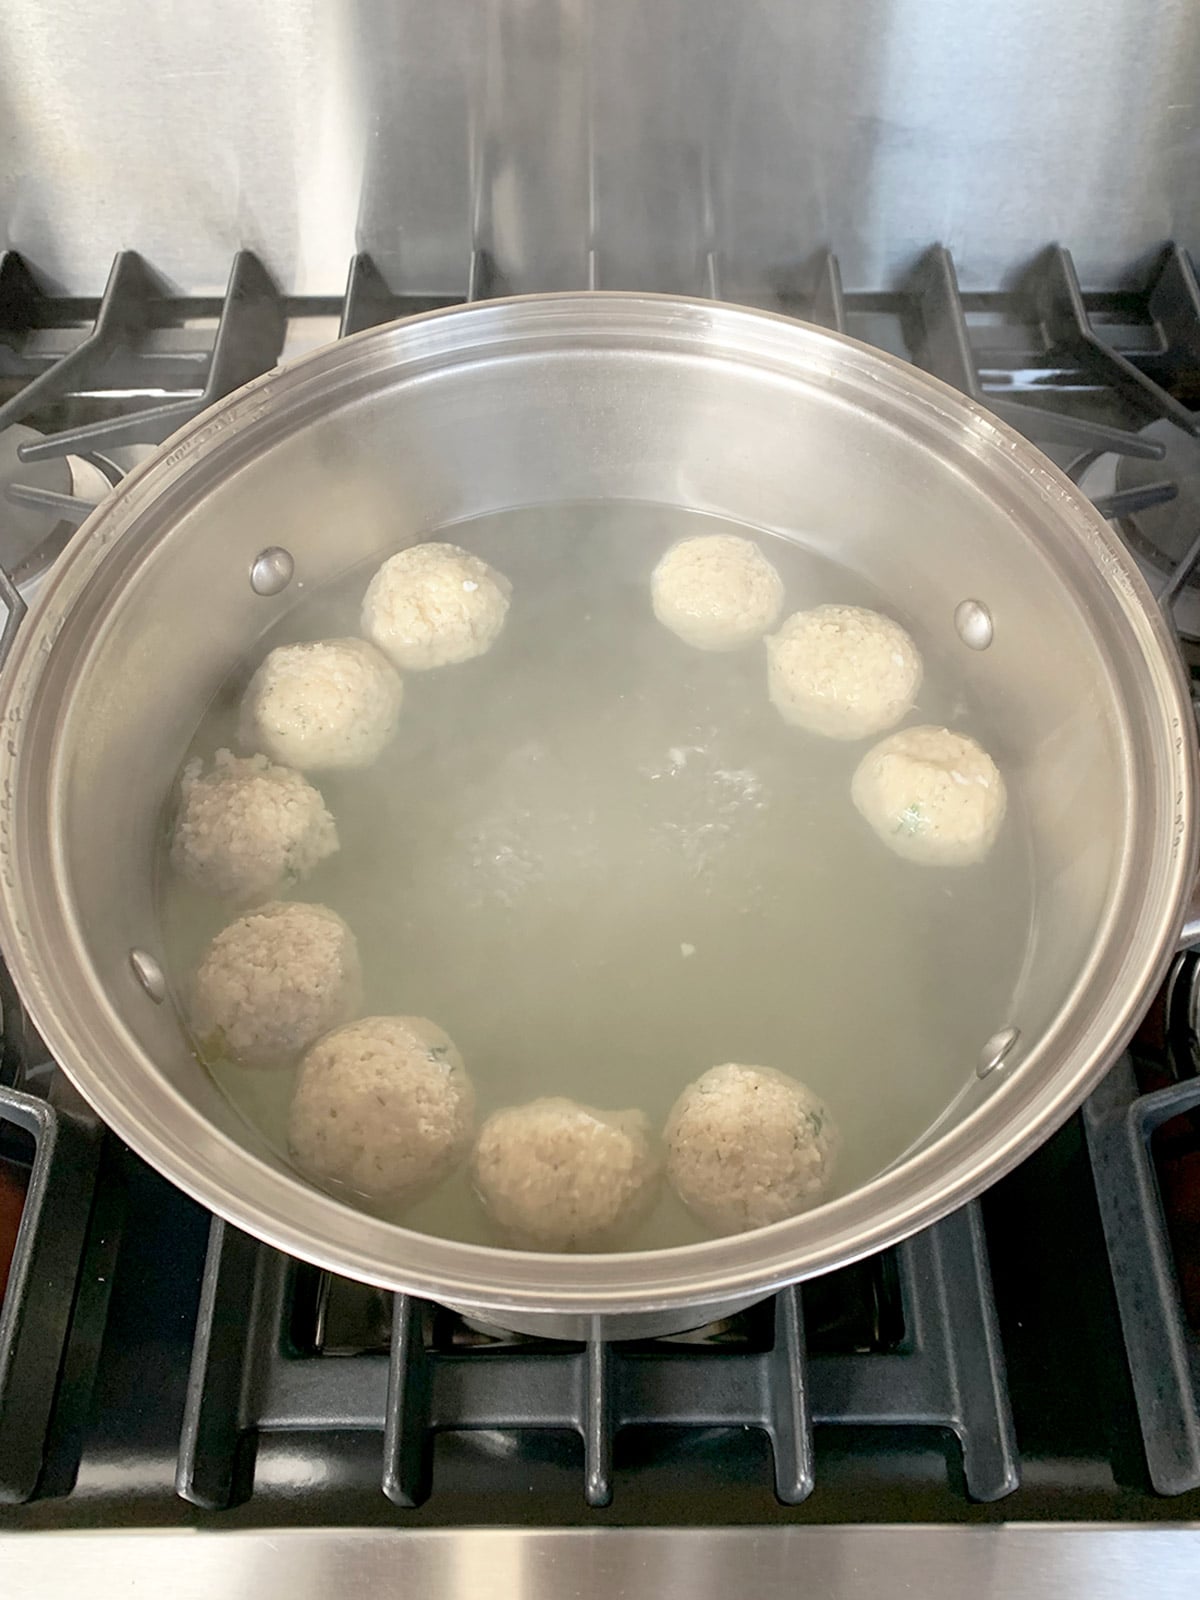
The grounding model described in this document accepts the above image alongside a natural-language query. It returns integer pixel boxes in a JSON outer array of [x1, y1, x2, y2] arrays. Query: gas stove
[[2, 243, 1200, 1591]]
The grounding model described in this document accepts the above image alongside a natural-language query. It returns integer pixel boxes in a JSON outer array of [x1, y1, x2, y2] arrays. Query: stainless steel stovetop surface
[[3, 1526, 1200, 1600]]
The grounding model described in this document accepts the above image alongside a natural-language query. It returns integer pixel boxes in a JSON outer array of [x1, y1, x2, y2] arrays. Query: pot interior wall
[[43, 321, 1132, 1218]]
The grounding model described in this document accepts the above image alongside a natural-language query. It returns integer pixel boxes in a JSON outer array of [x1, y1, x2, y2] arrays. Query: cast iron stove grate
[[173, 1203, 1015, 1511]]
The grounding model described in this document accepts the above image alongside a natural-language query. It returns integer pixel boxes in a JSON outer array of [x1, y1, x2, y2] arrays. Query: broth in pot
[[159, 504, 1034, 1251]]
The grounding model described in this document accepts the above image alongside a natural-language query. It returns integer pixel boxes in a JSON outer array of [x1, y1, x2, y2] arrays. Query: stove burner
[[1115, 417, 1200, 592]]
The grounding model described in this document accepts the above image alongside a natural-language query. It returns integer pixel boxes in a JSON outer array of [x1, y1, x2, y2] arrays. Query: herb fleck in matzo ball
[[240, 638, 403, 771], [170, 749, 338, 901], [651, 533, 785, 651], [664, 1064, 838, 1234], [288, 1016, 475, 1207], [190, 901, 361, 1068], [472, 1098, 660, 1251], [361, 541, 512, 670], [851, 724, 1006, 866], [766, 604, 922, 740]]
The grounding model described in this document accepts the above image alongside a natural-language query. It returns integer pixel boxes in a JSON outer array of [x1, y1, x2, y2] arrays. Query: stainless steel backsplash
[[4, 0, 1200, 296]]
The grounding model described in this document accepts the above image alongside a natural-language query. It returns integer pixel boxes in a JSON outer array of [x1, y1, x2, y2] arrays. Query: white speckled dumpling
[[766, 604, 922, 739], [288, 1016, 475, 1207], [170, 749, 338, 901], [361, 541, 512, 670], [664, 1064, 838, 1235], [851, 724, 1007, 866], [472, 1098, 661, 1251], [190, 901, 361, 1068], [240, 638, 403, 772], [651, 533, 785, 651]]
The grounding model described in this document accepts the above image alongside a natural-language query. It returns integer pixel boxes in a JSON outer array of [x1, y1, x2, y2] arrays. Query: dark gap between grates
[[1151, 1111, 1200, 1333], [0, 1126, 34, 1311]]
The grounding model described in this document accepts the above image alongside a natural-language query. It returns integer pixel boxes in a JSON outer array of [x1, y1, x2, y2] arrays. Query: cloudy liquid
[[159, 505, 1035, 1250]]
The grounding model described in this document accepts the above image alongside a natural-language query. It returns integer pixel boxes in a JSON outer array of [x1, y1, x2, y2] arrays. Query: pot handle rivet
[[955, 598, 993, 650], [250, 547, 295, 597], [130, 949, 167, 1004], [978, 1025, 1019, 1078]]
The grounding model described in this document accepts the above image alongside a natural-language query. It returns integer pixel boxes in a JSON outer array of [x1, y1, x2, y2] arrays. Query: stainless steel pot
[[0, 294, 1194, 1340]]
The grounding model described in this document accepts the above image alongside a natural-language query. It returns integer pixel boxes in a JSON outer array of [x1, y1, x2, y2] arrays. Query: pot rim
[[0, 290, 1194, 1316]]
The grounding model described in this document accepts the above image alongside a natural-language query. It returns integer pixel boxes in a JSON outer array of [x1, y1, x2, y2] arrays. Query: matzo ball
[[240, 638, 403, 771], [664, 1064, 838, 1235], [472, 1098, 660, 1251], [190, 901, 361, 1068], [361, 541, 512, 671], [851, 724, 1006, 866], [170, 749, 338, 901], [651, 533, 785, 651], [767, 604, 922, 740], [288, 1016, 475, 1206]]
